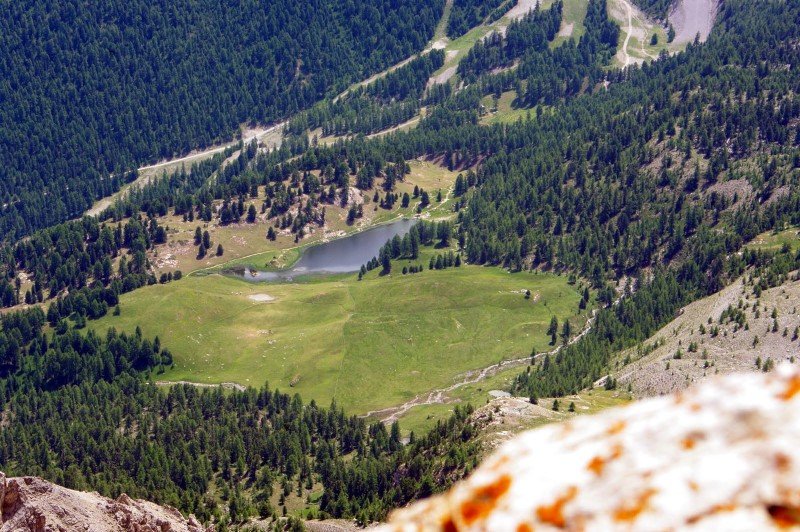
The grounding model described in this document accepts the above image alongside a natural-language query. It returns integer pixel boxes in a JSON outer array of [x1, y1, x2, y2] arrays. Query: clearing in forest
[[91, 264, 587, 433]]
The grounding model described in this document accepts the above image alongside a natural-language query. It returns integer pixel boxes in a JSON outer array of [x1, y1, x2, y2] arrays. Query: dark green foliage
[[362, 221, 454, 274], [459, 0, 618, 105], [287, 51, 445, 138], [457, 2, 563, 80], [0, 309, 480, 524], [448, 0, 511, 39], [0, 0, 445, 239], [633, 0, 674, 19], [0, 214, 188, 310]]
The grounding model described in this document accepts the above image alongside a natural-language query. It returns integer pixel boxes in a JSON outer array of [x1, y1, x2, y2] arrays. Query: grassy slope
[[744, 227, 800, 253], [91, 265, 586, 431], [552, 0, 589, 46], [480, 91, 536, 125]]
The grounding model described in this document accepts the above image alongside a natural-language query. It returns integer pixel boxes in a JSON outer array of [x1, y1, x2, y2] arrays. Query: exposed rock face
[[0, 473, 209, 531], [381, 365, 800, 531], [668, 0, 719, 44]]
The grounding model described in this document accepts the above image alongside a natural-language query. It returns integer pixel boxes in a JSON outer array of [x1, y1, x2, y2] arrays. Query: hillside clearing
[[91, 266, 587, 432], [608, 0, 685, 68]]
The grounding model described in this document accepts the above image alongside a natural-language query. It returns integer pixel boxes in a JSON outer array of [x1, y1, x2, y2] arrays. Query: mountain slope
[[0, 0, 444, 239]]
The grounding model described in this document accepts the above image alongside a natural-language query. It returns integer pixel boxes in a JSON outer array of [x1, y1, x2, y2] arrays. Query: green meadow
[[92, 263, 587, 430]]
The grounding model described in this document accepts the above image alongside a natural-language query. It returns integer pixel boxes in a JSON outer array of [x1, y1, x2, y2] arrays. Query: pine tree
[[547, 316, 558, 345]]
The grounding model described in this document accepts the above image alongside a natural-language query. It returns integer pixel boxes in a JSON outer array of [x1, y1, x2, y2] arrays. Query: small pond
[[229, 218, 416, 282]]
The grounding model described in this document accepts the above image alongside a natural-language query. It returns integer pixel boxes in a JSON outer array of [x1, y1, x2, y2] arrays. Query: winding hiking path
[[363, 304, 605, 424], [618, 0, 634, 68]]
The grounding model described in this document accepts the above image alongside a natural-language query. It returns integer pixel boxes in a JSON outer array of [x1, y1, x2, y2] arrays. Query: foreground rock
[[382, 365, 800, 530], [0, 473, 207, 531]]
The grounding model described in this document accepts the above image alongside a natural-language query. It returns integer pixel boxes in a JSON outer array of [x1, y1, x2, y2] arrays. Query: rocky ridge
[[0, 473, 208, 532]]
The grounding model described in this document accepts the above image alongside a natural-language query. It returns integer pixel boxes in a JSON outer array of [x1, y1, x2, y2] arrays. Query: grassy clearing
[[607, 0, 686, 68], [552, 0, 588, 47], [744, 227, 800, 253], [394, 340, 628, 435], [480, 91, 536, 125], [91, 264, 587, 431]]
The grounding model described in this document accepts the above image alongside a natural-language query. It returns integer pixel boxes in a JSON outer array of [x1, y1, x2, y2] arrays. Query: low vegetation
[[90, 264, 587, 430]]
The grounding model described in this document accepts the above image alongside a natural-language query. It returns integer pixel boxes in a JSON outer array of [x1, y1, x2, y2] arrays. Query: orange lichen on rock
[[613, 488, 656, 522], [686, 503, 737, 524], [586, 455, 607, 476], [606, 420, 626, 435], [460, 475, 512, 524], [768, 505, 800, 528], [779, 374, 800, 400], [380, 366, 800, 532], [535, 486, 577, 527], [442, 516, 458, 532]]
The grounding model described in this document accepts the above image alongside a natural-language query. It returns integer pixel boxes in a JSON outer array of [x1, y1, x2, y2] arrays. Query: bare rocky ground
[[669, 0, 720, 44], [470, 397, 562, 450], [470, 387, 633, 453], [0, 472, 207, 531], [616, 275, 800, 398]]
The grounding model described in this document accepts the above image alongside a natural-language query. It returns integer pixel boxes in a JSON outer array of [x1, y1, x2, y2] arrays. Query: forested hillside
[[155, 0, 799, 400], [0, 0, 444, 240], [2, 0, 800, 528], [447, 0, 511, 38], [634, 0, 674, 19], [0, 308, 480, 526]]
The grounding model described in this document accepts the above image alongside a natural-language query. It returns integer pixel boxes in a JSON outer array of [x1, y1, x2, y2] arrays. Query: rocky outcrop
[[381, 365, 800, 530], [0, 473, 208, 531]]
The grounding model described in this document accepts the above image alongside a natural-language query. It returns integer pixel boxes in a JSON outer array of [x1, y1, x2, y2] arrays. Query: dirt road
[[618, 0, 634, 67]]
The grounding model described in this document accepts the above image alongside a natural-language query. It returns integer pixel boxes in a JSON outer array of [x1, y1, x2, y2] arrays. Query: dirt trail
[[86, 122, 285, 217], [505, 0, 539, 21], [619, 0, 634, 68], [138, 122, 284, 174], [363, 305, 604, 424], [335, 0, 454, 102]]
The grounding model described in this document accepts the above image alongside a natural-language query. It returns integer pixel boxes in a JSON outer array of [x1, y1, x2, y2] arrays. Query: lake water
[[230, 218, 417, 282]]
